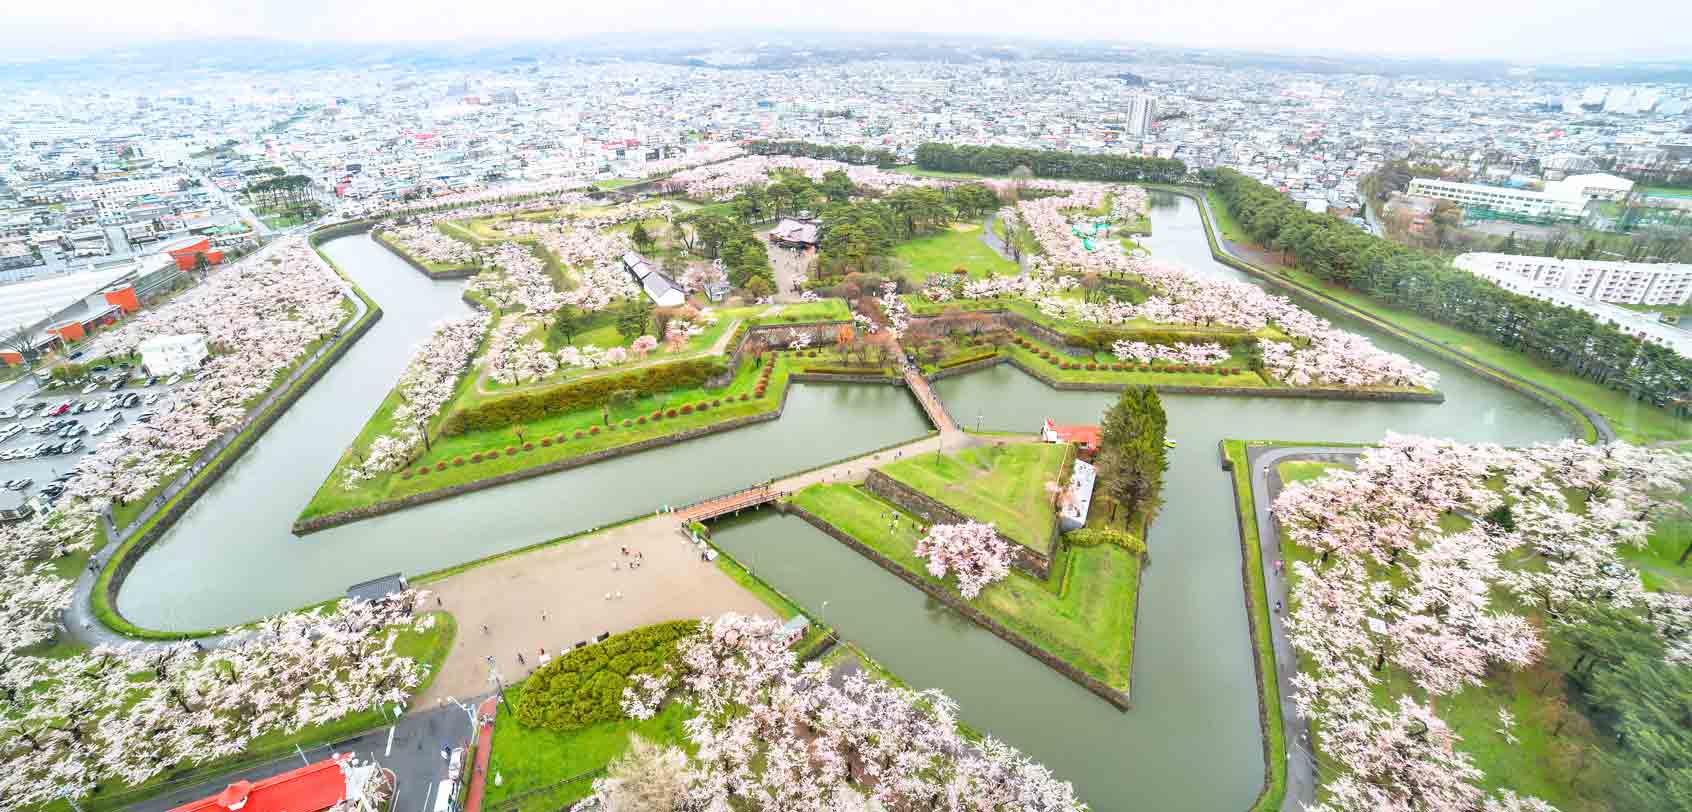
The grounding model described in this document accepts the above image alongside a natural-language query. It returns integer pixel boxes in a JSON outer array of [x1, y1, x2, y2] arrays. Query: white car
[[80, 382, 100, 394], [101, 396, 120, 410], [0, 408, 15, 420], [16, 407, 36, 419], [164, 375, 182, 386], [143, 393, 162, 406]]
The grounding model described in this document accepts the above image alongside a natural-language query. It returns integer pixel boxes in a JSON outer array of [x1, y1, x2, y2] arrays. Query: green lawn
[[1007, 337, 1272, 389], [1221, 441, 1287, 812], [593, 178, 641, 190], [892, 167, 999, 180], [880, 443, 1067, 554], [1205, 189, 1249, 243], [890, 223, 1019, 284], [300, 354, 791, 521], [791, 483, 1140, 691]]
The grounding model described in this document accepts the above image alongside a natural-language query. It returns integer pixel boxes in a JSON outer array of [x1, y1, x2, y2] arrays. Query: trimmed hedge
[[1065, 527, 1148, 559], [514, 619, 700, 732], [939, 349, 1002, 369], [1069, 329, 1258, 352], [442, 357, 727, 435]]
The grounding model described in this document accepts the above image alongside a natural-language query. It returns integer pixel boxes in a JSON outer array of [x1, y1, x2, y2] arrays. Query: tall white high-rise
[[1125, 95, 1156, 137]]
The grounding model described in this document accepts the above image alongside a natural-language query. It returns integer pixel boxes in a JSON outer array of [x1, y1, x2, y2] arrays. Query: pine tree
[[1096, 386, 1169, 522]]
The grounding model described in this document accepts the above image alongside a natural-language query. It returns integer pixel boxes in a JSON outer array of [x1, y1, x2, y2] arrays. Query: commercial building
[[1453, 253, 1692, 306], [1406, 173, 1634, 221], [71, 175, 182, 204], [139, 333, 209, 376]]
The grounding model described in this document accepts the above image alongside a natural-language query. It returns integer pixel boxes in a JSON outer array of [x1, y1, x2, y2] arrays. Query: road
[[126, 698, 489, 812], [191, 171, 273, 239]]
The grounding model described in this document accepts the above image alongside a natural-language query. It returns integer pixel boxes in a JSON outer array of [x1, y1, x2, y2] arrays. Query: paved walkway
[[1245, 443, 1364, 812], [462, 696, 499, 812]]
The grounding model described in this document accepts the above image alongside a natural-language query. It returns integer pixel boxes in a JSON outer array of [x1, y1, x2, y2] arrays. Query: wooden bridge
[[676, 485, 784, 522], [902, 365, 958, 434]]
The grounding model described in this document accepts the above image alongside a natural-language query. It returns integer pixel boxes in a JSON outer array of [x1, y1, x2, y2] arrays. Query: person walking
[[516, 652, 525, 665], [540, 609, 548, 622], [481, 624, 490, 635]]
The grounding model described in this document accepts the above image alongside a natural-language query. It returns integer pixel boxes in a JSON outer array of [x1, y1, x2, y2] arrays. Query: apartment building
[[1454, 252, 1692, 306]]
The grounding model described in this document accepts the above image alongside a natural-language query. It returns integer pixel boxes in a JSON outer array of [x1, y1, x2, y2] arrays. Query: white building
[[139, 333, 208, 376], [70, 176, 181, 204], [1453, 253, 1692, 306], [1406, 173, 1633, 220], [1125, 95, 1156, 138]]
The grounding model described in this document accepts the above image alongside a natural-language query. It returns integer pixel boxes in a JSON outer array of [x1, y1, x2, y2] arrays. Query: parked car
[[123, 393, 142, 408], [143, 393, 162, 406], [0, 408, 15, 420], [69, 351, 83, 360], [137, 410, 157, 423], [5, 479, 32, 491], [146, 376, 159, 387], [79, 382, 99, 395], [64, 438, 83, 453], [91, 365, 109, 373], [39, 484, 65, 498], [164, 374, 181, 386], [16, 407, 36, 419], [108, 380, 123, 392]]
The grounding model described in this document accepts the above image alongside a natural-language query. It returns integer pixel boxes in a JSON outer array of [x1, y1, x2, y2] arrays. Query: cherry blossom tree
[[914, 521, 1012, 599], [589, 613, 1087, 812]]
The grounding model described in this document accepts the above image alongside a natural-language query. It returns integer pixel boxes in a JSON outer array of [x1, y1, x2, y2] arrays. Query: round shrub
[[652, 410, 663, 419], [574, 430, 585, 439], [471, 452, 483, 463], [590, 426, 600, 435], [453, 457, 465, 466], [623, 419, 633, 427], [712, 399, 721, 407], [755, 387, 766, 397], [541, 438, 552, 447], [1086, 363, 1097, 370], [401, 472, 412, 480], [505, 447, 519, 456], [740, 393, 750, 401], [697, 402, 709, 411], [416, 466, 429, 476], [637, 416, 647, 424], [524, 442, 534, 451], [666, 409, 678, 418], [435, 462, 447, 471], [681, 404, 694, 414], [555, 434, 567, 444]]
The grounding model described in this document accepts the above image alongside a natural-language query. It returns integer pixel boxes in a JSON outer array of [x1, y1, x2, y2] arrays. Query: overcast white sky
[[4, 0, 1687, 62]]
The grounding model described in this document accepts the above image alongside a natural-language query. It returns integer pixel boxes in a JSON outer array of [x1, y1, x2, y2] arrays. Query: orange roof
[[1043, 419, 1100, 449], [171, 755, 348, 812]]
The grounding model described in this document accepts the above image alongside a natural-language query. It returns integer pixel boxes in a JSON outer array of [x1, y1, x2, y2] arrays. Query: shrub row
[[798, 365, 892, 376], [1067, 329, 1258, 352], [514, 620, 700, 732], [1064, 527, 1148, 558], [442, 357, 727, 435], [938, 349, 1002, 369]]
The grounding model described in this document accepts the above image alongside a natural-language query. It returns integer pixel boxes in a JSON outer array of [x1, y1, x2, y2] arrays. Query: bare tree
[[1, 325, 43, 368]]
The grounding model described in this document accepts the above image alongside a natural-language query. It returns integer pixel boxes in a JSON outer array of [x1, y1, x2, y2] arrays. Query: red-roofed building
[[1040, 418, 1101, 459], [170, 753, 388, 812]]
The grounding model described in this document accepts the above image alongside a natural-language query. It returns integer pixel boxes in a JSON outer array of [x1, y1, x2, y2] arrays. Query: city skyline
[[5, 0, 1692, 62]]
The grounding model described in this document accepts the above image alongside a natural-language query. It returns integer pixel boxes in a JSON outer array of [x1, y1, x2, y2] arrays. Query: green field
[[890, 223, 1020, 284], [791, 482, 1140, 691], [300, 354, 790, 521], [482, 686, 690, 812], [880, 442, 1068, 553]]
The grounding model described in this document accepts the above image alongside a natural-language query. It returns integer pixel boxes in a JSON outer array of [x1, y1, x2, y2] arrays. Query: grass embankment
[[1203, 192, 1684, 444], [78, 613, 456, 812], [1267, 457, 1673, 810], [1006, 335, 1271, 389], [880, 442, 1067, 553], [890, 223, 1019, 284], [791, 482, 1139, 691], [1220, 440, 1287, 812], [299, 354, 792, 521]]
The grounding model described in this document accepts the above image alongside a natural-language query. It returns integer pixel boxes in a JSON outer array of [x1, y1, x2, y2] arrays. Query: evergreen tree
[[631, 221, 654, 251], [1096, 386, 1169, 521], [617, 299, 653, 341]]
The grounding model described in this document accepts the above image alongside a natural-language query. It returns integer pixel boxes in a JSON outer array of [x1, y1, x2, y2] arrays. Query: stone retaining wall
[[789, 372, 900, 385], [862, 470, 1053, 579], [1218, 441, 1281, 812], [926, 354, 1010, 381], [782, 504, 1130, 710], [292, 385, 797, 535], [992, 354, 1446, 403]]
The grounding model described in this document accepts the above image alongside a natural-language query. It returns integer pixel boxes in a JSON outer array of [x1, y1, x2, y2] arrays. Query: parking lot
[[0, 366, 184, 510]]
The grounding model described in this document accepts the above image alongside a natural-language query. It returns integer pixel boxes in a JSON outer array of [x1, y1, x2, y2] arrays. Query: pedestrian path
[[463, 696, 499, 812]]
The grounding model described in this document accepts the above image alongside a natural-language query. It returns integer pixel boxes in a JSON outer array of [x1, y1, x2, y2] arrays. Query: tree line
[[914, 143, 1187, 184], [1212, 169, 1692, 417], [744, 139, 897, 167]]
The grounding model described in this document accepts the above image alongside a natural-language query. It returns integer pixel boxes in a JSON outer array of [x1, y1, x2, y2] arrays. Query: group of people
[[614, 545, 644, 571]]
